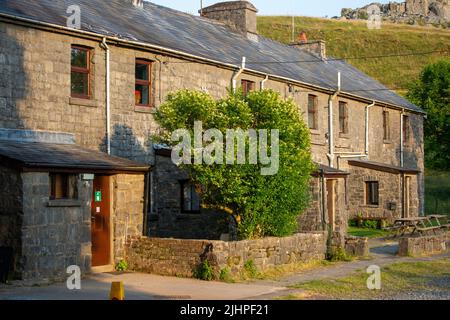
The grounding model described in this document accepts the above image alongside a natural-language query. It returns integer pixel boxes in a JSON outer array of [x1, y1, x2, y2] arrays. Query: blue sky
[[149, 0, 392, 17]]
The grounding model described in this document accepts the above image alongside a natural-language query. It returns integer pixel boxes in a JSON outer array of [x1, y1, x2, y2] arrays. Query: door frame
[[326, 179, 337, 232], [91, 174, 114, 271]]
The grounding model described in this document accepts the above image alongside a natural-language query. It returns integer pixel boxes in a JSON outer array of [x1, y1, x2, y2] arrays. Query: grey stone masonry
[[20, 173, 92, 281]]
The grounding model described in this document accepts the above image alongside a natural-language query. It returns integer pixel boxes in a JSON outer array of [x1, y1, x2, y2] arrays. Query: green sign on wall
[[95, 191, 102, 202]]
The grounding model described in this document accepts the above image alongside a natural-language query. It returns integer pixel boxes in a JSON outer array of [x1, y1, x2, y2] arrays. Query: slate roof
[[314, 162, 349, 176], [0, 0, 424, 113], [348, 160, 420, 174], [0, 140, 150, 173]]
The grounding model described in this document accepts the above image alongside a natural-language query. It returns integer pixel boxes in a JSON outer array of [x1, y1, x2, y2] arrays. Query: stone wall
[[126, 232, 326, 278], [113, 174, 145, 263], [345, 236, 369, 257], [148, 154, 230, 239], [398, 233, 449, 256], [0, 165, 23, 279], [20, 173, 92, 281]]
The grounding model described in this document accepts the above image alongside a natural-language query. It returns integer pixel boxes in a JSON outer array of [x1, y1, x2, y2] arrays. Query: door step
[[91, 265, 115, 273]]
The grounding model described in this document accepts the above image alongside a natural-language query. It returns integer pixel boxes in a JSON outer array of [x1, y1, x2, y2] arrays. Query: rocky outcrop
[[341, 0, 449, 26]]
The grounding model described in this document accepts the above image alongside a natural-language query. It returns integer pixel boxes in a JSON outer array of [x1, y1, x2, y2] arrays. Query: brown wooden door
[[91, 175, 111, 267]]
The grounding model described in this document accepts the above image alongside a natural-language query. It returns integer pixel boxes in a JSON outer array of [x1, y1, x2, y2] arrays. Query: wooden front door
[[326, 179, 336, 232], [91, 175, 111, 267]]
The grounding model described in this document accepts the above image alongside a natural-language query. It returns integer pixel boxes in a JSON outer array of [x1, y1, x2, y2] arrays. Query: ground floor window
[[180, 180, 201, 213], [365, 181, 379, 206], [50, 173, 78, 200]]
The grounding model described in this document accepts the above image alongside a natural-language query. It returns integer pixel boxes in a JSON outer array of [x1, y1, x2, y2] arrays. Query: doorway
[[91, 175, 111, 267], [326, 179, 336, 231], [404, 176, 411, 218]]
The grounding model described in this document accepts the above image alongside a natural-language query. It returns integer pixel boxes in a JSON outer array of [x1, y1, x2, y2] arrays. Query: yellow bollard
[[109, 282, 125, 300]]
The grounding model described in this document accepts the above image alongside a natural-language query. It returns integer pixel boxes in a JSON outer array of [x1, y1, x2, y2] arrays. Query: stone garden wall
[[398, 233, 449, 257], [126, 232, 326, 278]]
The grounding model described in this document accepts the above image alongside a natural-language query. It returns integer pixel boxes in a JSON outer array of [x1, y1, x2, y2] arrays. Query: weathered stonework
[[126, 232, 327, 278], [345, 236, 369, 257], [20, 172, 92, 281], [112, 174, 145, 263], [398, 233, 449, 256]]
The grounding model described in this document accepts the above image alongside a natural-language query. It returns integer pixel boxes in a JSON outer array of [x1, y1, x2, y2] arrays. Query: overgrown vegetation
[[326, 247, 353, 262], [155, 89, 314, 239], [242, 259, 259, 279], [407, 59, 450, 170], [288, 258, 450, 299], [115, 260, 128, 272], [257, 16, 450, 93], [425, 171, 450, 216], [195, 260, 214, 281]]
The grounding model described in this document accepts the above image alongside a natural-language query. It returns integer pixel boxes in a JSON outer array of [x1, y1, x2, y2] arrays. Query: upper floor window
[[339, 101, 348, 134], [71, 46, 91, 99], [403, 115, 410, 146], [135, 59, 152, 107], [50, 173, 78, 200], [180, 180, 201, 213], [365, 181, 379, 206], [383, 111, 390, 141], [308, 95, 318, 130], [241, 80, 255, 97]]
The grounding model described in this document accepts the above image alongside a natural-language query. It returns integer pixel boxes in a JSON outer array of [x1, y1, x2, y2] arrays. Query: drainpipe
[[400, 109, 404, 167], [232, 57, 246, 92], [327, 72, 341, 168], [100, 37, 111, 155], [260, 74, 269, 90], [365, 101, 376, 156]]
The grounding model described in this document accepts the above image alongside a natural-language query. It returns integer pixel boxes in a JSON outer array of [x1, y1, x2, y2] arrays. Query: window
[[50, 173, 78, 200], [180, 180, 201, 213], [383, 111, 390, 140], [365, 181, 379, 206], [339, 101, 348, 134], [241, 80, 255, 97], [403, 115, 410, 146], [71, 46, 90, 99], [308, 95, 318, 130], [135, 59, 152, 107]]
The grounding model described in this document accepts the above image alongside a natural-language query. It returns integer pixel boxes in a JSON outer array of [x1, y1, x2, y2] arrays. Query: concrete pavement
[[0, 272, 285, 300]]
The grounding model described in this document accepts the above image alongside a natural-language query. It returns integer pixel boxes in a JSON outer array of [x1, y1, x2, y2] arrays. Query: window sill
[[383, 140, 392, 144], [309, 129, 320, 135], [339, 133, 350, 139], [135, 105, 155, 113], [47, 199, 82, 207], [362, 204, 379, 208], [69, 97, 98, 107]]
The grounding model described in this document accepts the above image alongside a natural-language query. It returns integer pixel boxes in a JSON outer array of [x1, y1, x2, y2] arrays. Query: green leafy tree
[[154, 89, 315, 239], [407, 59, 450, 170]]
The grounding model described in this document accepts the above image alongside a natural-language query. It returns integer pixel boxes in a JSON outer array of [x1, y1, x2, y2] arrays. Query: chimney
[[290, 38, 327, 60], [200, 1, 258, 39], [130, 0, 144, 9]]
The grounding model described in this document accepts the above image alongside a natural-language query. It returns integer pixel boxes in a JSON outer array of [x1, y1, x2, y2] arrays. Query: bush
[[243, 259, 258, 278], [219, 267, 233, 282], [195, 260, 214, 281], [155, 89, 314, 239], [115, 260, 128, 272], [326, 247, 352, 262], [362, 219, 378, 229]]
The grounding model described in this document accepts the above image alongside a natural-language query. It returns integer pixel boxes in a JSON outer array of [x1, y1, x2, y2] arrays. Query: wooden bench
[[414, 226, 441, 235]]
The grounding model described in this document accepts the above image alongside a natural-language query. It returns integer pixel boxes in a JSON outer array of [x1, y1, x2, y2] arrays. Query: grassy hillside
[[257, 16, 450, 94]]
